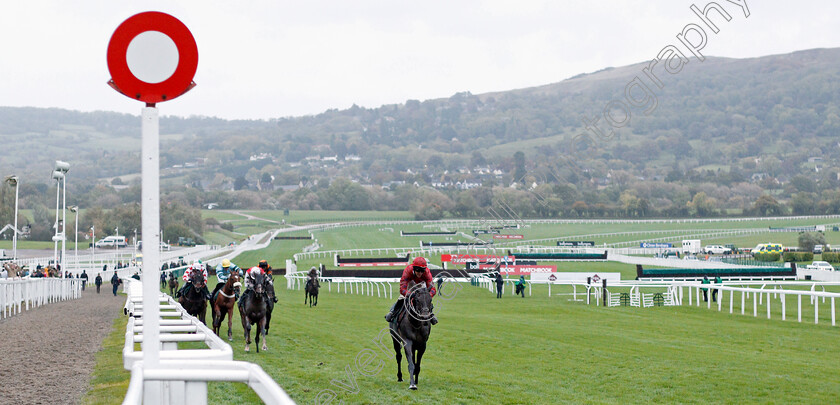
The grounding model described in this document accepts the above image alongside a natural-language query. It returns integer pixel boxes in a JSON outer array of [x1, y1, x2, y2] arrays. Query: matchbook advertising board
[[476, 264, 556, 275]]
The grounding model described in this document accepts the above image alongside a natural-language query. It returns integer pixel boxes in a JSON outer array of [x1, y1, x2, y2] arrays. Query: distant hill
[[3, 47, 840, 217]]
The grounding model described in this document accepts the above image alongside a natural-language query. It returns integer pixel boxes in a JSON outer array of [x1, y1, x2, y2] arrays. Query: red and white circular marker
[[107, 11, 198, 104]]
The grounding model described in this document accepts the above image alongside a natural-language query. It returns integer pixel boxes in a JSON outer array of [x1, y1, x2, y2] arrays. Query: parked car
[[806, 261, 835, 271], [704, 245, 730, 255], [813, 245, 824, 254], [94, 235, 128, 249], [137, 241, 171, 251], [177, 237, 196, 247]]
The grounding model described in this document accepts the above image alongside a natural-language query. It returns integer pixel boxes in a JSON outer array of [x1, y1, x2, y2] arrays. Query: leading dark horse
[[390, 285, 433, 390], [178, 272, 208, 325], [212, 272, 240, 341], [239, 271, 268, 352]]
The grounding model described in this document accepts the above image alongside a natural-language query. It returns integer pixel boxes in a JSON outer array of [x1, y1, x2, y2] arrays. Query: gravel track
[[0, 288, 124, 405]]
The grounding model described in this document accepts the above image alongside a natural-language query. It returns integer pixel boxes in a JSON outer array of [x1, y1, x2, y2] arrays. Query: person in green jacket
[[514, 275, 527, 297], [701, 276, 710, 302], [712, 276, 722, 302]]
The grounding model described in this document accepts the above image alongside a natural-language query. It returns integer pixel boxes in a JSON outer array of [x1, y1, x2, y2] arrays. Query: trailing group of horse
[[174, 268, 314, 353]]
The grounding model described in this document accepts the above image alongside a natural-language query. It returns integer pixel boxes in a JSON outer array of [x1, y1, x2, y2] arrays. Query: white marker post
[[108, 11, 198, 403], [141, 105, 161, 368]]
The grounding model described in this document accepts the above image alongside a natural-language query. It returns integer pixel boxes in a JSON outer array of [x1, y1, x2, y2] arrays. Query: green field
[[81, 215, 840, 403], [84, 275, 840, 403]]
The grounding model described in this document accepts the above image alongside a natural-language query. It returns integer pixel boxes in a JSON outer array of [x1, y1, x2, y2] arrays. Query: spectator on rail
[[160, 271, 167, 289], [701, 276, 710, 302], [495, 270, 504, 299], [80, 270, 88, 291], [95, 273, 103, 293], [111, 271, 121, 296], [385, 257, 438, 324], [712, 276, 722, 302], [131, 272, 140, 280], [515, 275, 527, 298]]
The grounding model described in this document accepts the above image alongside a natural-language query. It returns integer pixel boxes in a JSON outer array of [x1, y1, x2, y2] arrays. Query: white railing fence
[[120, 278, 294, 404], [0, 277, 83, 320], [286, 271, 396, 300]]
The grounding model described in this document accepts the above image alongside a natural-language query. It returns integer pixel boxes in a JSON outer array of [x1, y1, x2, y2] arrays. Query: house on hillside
[[751, 172, 769, 182]]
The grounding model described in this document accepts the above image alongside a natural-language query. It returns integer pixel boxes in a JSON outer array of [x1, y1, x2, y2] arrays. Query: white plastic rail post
[[141, 106, 162, 370]]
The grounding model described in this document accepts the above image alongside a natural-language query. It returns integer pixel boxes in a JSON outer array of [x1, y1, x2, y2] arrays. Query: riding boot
[[430, 313, 439, 325], [385, 300, 401, 322], [203, 286, 212, 301]]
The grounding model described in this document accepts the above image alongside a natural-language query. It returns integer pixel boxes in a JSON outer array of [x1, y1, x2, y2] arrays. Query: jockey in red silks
[[385, 257, 438, 325], [177, 260, 211, 300]]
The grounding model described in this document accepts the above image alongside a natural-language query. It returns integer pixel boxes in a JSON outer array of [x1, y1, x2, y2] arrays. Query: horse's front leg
[[414, 342, 426, 385], [243, 320, 251, 352], [403, 341, 417, 389], [227, 307, 234, 341], [259, 316, 268, 352], [240, 307, 251, 352], [199, 304, 207, 325], [392, 337, 403, 382]]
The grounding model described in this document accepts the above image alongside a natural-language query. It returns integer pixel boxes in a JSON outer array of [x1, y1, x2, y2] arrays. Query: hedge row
[[821, 252, 840, 263], [783, 252, 814, 262], [753, 253, 780, 262]]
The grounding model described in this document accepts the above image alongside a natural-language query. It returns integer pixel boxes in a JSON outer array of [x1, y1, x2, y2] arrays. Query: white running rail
[[0, 277, 82, 320], [121, 278, 295, 404]]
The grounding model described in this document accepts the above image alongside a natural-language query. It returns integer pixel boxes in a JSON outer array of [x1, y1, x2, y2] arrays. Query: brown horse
[[212, 272, 241, 341], [168, 274, 179, 296]]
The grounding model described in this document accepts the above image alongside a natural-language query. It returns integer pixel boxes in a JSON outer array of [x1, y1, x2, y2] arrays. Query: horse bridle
[[406, 289, 432, 325]]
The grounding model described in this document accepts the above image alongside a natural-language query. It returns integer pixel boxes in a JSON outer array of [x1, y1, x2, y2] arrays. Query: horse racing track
[[81, 216, 840, 403], [79, 274, 840, 403]]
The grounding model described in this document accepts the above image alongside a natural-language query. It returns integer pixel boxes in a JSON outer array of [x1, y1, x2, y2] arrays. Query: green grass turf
[[82, 216, 840, 403], [86, 278, 840, 403], [201, 210, 250, 221]]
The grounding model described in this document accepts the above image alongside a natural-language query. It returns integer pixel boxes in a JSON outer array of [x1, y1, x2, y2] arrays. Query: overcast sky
[[0, 1, 837, 120]]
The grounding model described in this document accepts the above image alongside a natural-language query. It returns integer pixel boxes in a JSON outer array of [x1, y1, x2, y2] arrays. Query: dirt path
[[0, 287, 124, 405]]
